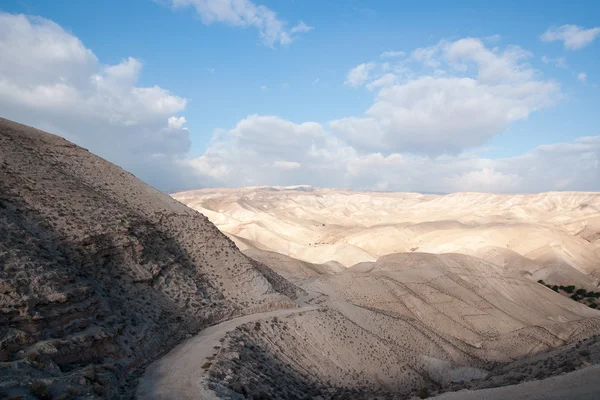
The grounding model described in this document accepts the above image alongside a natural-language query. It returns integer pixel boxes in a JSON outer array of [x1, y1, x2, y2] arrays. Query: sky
[[0, 0, 599, 193]]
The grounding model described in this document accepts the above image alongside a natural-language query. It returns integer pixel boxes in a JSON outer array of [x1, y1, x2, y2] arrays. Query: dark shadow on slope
[[0, 180, 297, 399]]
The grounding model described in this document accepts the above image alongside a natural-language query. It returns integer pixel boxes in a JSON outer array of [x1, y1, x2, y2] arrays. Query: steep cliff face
[[0, 118, 298, 398]]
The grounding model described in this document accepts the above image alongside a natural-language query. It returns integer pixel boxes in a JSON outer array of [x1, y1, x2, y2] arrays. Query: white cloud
[[541, 24, 600, 49], [165, 0, 310, 47], [446, 168, 522, 193], [290, 21, 313, 34], [186, 114, 600, 193], [273, 161, 301, 169], [345, 62, 376, 87], [380, 50, 405, 58], [1, 14, 595, 194], [180, 37, 586, 193], [0, 12, 192, 191], [260, 85, 268, 91], [332, 38, 559, 155], [366, 73, 397, 90], [578, 72, 587, 82], [484, 34, 501, 44], [312, 78, 320, 85], [168, 116, 188, 130], [541, 55, 567, 68]]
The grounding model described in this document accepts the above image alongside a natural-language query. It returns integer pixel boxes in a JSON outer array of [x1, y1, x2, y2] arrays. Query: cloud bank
[[1, 12, 598, 194]]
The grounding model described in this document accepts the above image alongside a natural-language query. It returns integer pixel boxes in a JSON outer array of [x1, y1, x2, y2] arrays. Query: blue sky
[[1, 0, 599, 192]]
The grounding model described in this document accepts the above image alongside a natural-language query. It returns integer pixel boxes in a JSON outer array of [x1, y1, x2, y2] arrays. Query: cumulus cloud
[[181, 37, 595, 193], [345, 62, 376, 87], [541, 24, 600, 49], [380, 50, 406, 58], [165, 0, 310, 47], [273, 161, 301, 169], [577, 72, 587, 82], [290, 21, 313, 33], [1, 12, 596, 194], [366, 73, 397, 90], [186, 115, 600, 193], [168, 116, 188, 130], [541, 55, 567, 68], [0, 12, 192, 191], [333, 38, 559, 155], [446, 168, 522, 193]]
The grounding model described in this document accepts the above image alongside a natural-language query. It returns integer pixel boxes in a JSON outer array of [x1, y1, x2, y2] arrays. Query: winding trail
[[136, 305, 319, 400]]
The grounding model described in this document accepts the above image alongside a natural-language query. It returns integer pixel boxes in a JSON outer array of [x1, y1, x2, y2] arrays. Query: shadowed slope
[[0, 118, 298, 398]]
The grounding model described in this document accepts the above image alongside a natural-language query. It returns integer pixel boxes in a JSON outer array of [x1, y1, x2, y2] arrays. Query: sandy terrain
[[5, 116, 600, 399], [173, 187, 600, 287], [137, 305, 319, 400], [0, 118, 299, 398], [202, 252, 600, 399], [431, 364, 600, 400]]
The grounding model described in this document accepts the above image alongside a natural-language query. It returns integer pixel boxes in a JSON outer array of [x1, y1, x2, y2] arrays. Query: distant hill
[[173, 186, 600, 287]]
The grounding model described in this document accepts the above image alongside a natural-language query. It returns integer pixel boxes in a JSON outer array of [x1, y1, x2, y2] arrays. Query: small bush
[[201, 362, 212, 369], [590, 302, 598, 309], [30, 381, 51, 400], [564, 285, 576, 294]]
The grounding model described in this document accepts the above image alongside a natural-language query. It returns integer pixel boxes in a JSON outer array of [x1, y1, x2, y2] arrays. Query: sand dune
[[173, 187, 600, 287]]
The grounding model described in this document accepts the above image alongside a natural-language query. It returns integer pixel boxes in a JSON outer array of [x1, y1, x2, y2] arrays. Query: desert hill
[[0, 118, 299, 398], [173, 187, 600, 287], [3, 117, 600, 400], [204, 252, 600, 399]]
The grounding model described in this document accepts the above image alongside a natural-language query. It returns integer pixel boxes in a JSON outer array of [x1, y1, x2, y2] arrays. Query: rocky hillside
[[0, 118, 299, 399], [206, 252, 600, 399]]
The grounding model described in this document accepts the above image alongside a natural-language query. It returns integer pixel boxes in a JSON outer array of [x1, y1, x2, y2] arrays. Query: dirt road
[[137, 305, 319, 400]]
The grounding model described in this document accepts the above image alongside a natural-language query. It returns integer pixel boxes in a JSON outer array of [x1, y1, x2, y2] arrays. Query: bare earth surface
[[431, 364, 600, 400], [0, 118, 299, 398], [4, 117, 600, 399], [137, 305, 319, 400], [172, 186, 600, 399], [173, 187, 600, 287]]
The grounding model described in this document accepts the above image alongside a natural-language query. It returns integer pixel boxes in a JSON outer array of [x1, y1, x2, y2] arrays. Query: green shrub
[[564, 285, 576, 294], [590, 303, 598, 309], [201, 362, 212, 369]]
